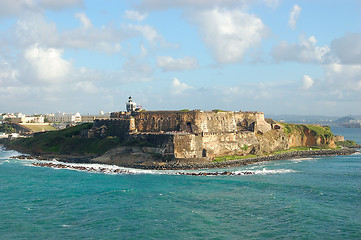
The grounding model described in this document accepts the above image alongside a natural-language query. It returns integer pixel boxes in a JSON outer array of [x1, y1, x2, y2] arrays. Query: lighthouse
[[126, 96, 137, 112]]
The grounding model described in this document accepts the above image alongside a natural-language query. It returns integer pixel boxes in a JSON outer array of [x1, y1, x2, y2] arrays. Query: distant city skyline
[[0, 0, 360, 116]]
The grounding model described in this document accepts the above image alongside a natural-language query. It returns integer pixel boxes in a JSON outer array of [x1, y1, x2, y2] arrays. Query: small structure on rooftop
[[126, 96, 137, 112]]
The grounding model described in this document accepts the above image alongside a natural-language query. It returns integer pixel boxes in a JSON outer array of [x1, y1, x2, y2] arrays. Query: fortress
[[93, 97, 286, 161]]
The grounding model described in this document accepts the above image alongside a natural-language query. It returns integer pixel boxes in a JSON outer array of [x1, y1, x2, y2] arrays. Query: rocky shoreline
[[8, 147, 358, 170], [348, 144, 361, 149], [96, 148, 358, 170], [29, 162, 255, 176]]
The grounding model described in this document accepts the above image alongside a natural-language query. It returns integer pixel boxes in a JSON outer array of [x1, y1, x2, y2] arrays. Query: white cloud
[[191, 8, 266, 64], [302, 75, 314, 90], [123, 10, 148, 21], [288, 4, 301, 30], [75, 12, 92, 29], [23, 44, 71, 83], [127, 24, 163, 44], [324, 64, 361, 92], [74, 81, 98, 93], [136, 0, 279, 10], [171, 78, 193, 95], [262, 0, 279, 8], [39, 0, 83, 10], [157, 56, 199, 71], [272, 35, 330, 63], [139, 44, 148, 58], [0, 61, 19, 87], [331, 32, 361, 64], [0, 0, 37, 17], [13, 13, 135, 54], [15, 14, 60, 47], [0, 0, 83, 17], [120, 59, 154, 82]]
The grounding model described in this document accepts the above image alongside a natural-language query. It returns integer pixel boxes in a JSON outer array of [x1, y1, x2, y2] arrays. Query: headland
[[5, 97, 355, 169], [3, 100, 359, 170]]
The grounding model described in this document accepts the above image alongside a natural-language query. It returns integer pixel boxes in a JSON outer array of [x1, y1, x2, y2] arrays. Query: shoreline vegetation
[[1, 122, 360, 170]]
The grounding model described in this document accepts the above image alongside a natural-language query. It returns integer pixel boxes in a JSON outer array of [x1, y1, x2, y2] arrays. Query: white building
[[126, 96, 137, 112], [21, 116, 44, 123], [46, 112, 81, 123], [81, 112, 110, 122], [1, 113, 17, 120], [349, 119, 361, 124]]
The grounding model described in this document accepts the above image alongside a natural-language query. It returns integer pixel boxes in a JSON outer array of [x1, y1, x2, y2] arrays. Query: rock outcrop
[[91, 110, 341, 163]]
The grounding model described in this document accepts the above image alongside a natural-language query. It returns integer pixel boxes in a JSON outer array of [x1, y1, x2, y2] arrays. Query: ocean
[[0, 126, 360, 239]]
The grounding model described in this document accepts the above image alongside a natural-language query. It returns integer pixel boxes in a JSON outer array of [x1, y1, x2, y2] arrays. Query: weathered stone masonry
[[96, 110, 273, 160]]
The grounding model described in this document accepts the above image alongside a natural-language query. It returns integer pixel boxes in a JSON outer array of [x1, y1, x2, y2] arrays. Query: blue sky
[[0, 0, 360, 116]]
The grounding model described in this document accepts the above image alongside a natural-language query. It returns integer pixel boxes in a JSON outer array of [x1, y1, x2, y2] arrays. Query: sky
[[0, 0, 360, 116]]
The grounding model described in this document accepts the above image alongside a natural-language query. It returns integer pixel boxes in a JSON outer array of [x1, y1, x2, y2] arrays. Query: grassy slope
[[20, 124, 56, 132], [279, 122, 333, 141], [213, 123, 336, 163], [336, 140, 358, 147], [8, 123, 122, 155], [0, 124, 16, 133]]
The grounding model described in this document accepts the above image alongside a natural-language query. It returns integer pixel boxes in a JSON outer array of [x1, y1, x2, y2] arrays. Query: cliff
[[5, 110, 348, 169], [92, 110, 342, 163]]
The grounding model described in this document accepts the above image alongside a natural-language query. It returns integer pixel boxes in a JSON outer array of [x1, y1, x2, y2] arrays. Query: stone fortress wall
[[97, 110, 273, 160], [109, 110, 271, 134]]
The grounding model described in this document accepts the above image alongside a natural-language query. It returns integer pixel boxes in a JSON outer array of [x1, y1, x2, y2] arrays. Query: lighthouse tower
[[126, 96, 137, 112]]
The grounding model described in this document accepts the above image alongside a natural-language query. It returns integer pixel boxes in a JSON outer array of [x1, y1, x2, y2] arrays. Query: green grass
[[213, 154, 258, 162], [7, 123, 124, 155], [279, 123, 333, 142], [212, 146, 333, 163], [0, 124, 16, 134], [212, 109, 224, 113], [336, 140, 358, 148], [241, 145, 248, 151], [272, 146, 325, 154], [7, 123, 161, 155], [21, 124, 56, 132]]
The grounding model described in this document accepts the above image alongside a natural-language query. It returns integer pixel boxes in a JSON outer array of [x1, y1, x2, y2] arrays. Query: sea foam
[[28, 159, 297, 176]]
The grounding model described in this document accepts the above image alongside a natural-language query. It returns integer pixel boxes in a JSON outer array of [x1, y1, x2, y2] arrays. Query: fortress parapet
[[90, 97, 275, 160], [94, 109, 272, 160], [106, 110, 271, 135]]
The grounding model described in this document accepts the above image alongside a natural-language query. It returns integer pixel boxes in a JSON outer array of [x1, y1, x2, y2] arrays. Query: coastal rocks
[[90, 147, 358, 170], [10, 155, 34, 160], [31, 162, 133, 174], [7, 144, 359, 171], [10, 155, 49, 161], [176, 171, 254, 176], [31, 161, 255, 176]]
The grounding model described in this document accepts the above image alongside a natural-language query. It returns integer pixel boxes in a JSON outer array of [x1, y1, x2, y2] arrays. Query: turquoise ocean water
[[0, 126, 360, 239]]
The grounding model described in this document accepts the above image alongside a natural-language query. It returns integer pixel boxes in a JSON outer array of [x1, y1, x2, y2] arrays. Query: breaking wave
[[26, 159, 297, 176], [245, 168, 298, 175]]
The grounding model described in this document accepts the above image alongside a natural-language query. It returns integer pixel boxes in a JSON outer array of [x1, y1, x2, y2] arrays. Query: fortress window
[[202, 149, 207, 157], [186, 122, 193, 133]]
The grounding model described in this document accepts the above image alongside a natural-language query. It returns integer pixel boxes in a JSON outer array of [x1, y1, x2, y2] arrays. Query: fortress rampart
[[107, 110, 271, 134], [95, 110, 272, 160]]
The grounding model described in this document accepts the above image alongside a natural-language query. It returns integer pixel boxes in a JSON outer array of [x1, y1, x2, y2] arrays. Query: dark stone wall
[[133, 111, 198, 133], [94, 119, 131, 141], [131, 111, 269, 134], [130, 133, 175, 154]]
